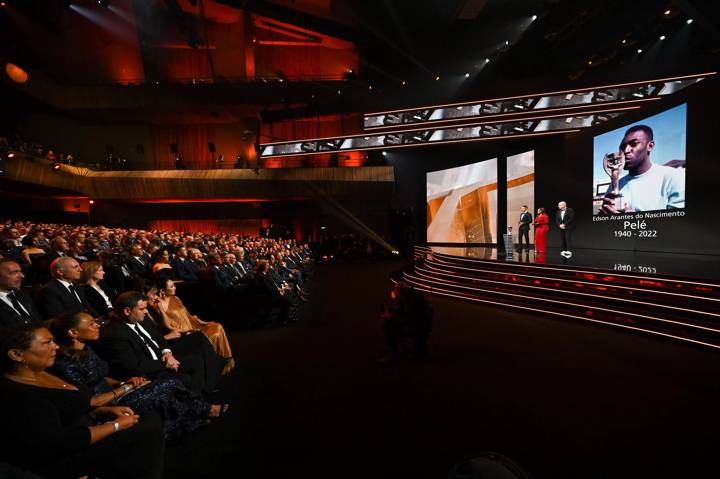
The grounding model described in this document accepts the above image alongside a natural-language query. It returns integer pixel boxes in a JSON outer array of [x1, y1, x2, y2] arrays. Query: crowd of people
[[0, 220, 314, 478]]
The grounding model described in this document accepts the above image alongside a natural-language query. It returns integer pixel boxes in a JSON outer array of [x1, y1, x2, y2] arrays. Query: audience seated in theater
[[171, 245, 200, 282], [154, 278, 234, 374], [144, 285, 227, 384], [0, 324, 166, 479], [127, 243, 152, 283], [46, 236, 71, 263], [208, 253, 235, 291], [97, 291, 217, 395], [20, 234, 45, 268], [68, 240, 89, 262], [253, 259, 293, 326], [79, 260, 117, 319], [36, 257, 100, 321], [151, 247, 174, 281], [223, 252, 251, 285], [0, 259, 43, 328], [49, 312, 227, 442]]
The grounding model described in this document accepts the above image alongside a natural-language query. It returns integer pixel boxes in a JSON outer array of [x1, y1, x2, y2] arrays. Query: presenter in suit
[[555, 201, 575, 257], [0, 259, 43, 328], [517, 205, 533, 253]]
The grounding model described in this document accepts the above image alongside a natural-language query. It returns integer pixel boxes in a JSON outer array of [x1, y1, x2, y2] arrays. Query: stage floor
[[429, 246, 720, 280]]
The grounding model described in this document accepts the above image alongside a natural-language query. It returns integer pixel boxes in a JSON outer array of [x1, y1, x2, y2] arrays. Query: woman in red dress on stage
[[534, 207, 549, 255]]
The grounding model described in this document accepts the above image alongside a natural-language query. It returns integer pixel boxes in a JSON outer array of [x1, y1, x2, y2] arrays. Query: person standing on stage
[[533, 207, 549, 255], [517, 206, 533, 253], [556, 201, 574, 257]]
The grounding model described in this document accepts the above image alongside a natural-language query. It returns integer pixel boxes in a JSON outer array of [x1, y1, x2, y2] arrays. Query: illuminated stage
[[402, 246, 720, 350]]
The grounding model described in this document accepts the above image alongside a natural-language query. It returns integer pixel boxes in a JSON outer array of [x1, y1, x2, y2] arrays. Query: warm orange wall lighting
[[5, 63, 28, 84]]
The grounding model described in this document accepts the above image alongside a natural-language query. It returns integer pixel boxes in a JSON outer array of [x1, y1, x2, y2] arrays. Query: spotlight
[[531, 14, 537, 21], [621, 39, 627, 44], [587, 60, 593, 65], [664, 9, 671, 15], [89, 200, 95, 205], [465, 72, 470, 78], [659, 35, 666, 40], [7, 151, 15, 158], [337, 89, 341, 95], [435, 75, 440, 81], [368, 85, 373, 90], [637, 48, 643, 53], [504, 40, 509, 46], [51, 162, 61, 171], [0, 2, 6, 7], [687, 18, 693, 24], [382, 151, 387, 156], [96, 0, 109, 6], [485, 58, 490, 63], [401, 80, 406, 86]]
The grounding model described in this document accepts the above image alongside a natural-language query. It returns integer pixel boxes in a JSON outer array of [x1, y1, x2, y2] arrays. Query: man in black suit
[[126, 244, 152, 282], [97, 291, 210, 395], [517, 205, 533, 253], [35, 257, 99, 320], [0, 259, 43, 328], [556, 201, 575, 257], [171, 245, 199, 282]]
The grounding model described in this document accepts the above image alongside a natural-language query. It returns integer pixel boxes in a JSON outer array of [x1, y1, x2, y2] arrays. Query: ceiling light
[[686, 18, 693, 24], [7, 151, 15, 158], [485, 58, 490, 63], [368, 85, 373, 90], [621, 39, 627, 44], [664, 9, 671, 15], [465, 72, 470, 78], [531, 15, 537, 21], [435, 75, 440, 81], [401, 80, 406, 86], [504, 40, 509, 46], [337, 89, 341, 94], [382, 151, 387, 156], [587, 60, 593, 65], [52, 162, 61, 171], [659, 35, 666, 40], [637, 48, 643, 53]]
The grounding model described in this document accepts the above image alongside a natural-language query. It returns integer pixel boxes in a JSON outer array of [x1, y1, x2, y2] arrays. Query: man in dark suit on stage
[[556, 201, 575, 257], [97, 291, 210, 395], [517, 205, 533, 253], [0, 259, 43, 328], [35, 257, 100, 320]]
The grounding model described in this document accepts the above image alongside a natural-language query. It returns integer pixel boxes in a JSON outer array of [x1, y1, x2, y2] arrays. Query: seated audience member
[[0, 324, 166, 479], [97, 291, 214, 394], [189, 248, 208, 269], [36, 257, 100, 321], [154, 278, 234, 374], [151, 247, 174, 281], [223, 252, 250, 285], [79, 260, 117, 318], [0, 259, 43, 328], [20, 234, 46, 283], [49, 312, 227, 441], [208, 253, 235, 291], [68, 240, 89, 262], [46, 236, 71, 262], [127, 243, 152, 282], [171, 245, 200, 282], [380, 281, 433, 362], [252, 259, 292, 326], [144, 286, 227, 384]]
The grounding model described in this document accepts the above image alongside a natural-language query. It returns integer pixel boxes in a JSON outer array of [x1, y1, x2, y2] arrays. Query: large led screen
[[593, 103, 686, 215], [426, 158, 498, 243], [506, 150, 535, 244]]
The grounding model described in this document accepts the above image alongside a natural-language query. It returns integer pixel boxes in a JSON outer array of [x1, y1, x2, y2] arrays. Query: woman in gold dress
[[154, 278, 235, 374]]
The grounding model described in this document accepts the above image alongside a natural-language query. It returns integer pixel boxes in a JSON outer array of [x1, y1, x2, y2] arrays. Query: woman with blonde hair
[[79, 260, 117, 318]]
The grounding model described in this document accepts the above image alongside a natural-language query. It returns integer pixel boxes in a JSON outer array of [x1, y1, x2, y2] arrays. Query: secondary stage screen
[[592, 103, 687, 215], [426, 158, 498, 243], [506, 150, 535, 244]]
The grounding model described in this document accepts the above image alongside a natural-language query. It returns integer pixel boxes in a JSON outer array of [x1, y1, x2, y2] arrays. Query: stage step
[[403, 246, 720, 350]]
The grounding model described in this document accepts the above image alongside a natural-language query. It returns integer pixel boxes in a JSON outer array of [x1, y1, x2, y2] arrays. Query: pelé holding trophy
[[602, 151, 626, 212]]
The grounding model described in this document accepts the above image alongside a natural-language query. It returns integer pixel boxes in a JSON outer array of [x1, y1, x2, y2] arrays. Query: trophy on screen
[[602, 151, 626, 211]]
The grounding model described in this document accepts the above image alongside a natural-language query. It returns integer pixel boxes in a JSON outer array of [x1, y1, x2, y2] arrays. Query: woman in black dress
[[0, 324, 165, 479], [79, 260, 117, 318], [48, 312, 227, 441]]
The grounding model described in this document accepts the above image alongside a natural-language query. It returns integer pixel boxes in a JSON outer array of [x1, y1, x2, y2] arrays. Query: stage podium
[[503, 227, 514, 257]]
